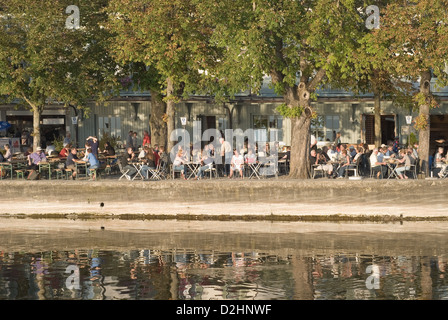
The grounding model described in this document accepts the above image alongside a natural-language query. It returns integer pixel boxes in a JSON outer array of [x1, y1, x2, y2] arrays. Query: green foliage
[[409, 132, 418, 147], [52, 134, 65, 152], [276, 103, 304, 119]]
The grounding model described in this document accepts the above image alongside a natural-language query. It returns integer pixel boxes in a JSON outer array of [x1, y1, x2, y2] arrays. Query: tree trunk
[[373, 91, 382, 148], [149, 89, 168, 148], [166, 77, 176, 153], [418, 70, 432, 177], [288, 84, 313, 179], [32, 106, 42, 151]]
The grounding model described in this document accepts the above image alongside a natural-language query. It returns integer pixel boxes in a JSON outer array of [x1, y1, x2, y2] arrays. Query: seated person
[[385, 144, 396, 157], [435, 147, 448, 178], [103, 141, 116, 156], [138, 145, 148, 160], [59, 145, 70, 158], [27, 147, 46, 172], [370, 148, 387, 179], [395, 149, 411, 179], [173, 150, 186, 179], [46, 142, 57, 156], [311, 149, 333, 177], [3, 144, 12, 162], [245, 149, 257, 164], [65, 148, 79, 179], [141, 147, 156, 179], [196, 145, 215, 179], [120, 147, 137, 179], [337, 149, 351, 178], [85, 148, 99, 176], [229, 149, 244, 179], [158, 146, 169, 165]]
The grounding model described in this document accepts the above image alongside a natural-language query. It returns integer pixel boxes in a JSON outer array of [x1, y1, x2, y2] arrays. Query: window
[[325, 115, 340, 141], [311, 115, 325, 141], [311, 115, 340, 142], [252, 115, 283, 142]]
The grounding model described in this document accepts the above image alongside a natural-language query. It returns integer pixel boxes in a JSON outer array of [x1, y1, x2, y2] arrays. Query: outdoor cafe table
[[247, 162, 261, 179], [185, 162, 201, 180], [386, 159, 399, 179], [74, 160, 88, 179], [132, 162, 145, 180]]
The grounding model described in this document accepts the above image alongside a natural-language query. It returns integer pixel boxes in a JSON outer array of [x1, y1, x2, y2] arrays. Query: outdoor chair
[[118, 162, 130, 180], [171, 164, 184, 179], [204, 164, 218, 179], [312, 164, 326, 179], [405, 164, 418, 179], [345, 157, 361, 178]]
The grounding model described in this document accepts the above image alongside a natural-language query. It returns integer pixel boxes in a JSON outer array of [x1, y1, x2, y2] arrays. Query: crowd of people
[[5, 127, 448, 181], [310, 139, 420, 179]]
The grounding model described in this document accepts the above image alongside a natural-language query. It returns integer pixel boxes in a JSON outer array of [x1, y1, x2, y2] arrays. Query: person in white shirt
[[3, 144, 12, 162], [435, 147, 447, 178], [370, 148, 387, 179], [229, 149, 244, 179]]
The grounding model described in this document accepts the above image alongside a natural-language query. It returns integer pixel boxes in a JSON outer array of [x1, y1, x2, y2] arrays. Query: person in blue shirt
[[85, 148, 99, 176]]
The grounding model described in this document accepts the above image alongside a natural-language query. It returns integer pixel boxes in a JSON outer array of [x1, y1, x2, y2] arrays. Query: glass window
[[253, 115, 283, 142], [311, 115, 325, 141], [325, 115, 340, 141]]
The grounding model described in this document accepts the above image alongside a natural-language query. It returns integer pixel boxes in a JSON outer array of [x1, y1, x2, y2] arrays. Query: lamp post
[[405, 115, 413, 147]]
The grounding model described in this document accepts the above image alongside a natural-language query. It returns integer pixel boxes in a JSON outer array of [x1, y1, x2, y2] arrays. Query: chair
[[171, 164, 185, 179], [15, 169, 25, 180], [204, 164, 218, 179], [147, 161, 167, 180], [89, 168, 99, 180], [312, 164, 326, 179], [346, 157, 360, 177], [118, 162, 130, 180], [54, 168, 64, 180], [65, 168, 73, 179], [405, 164, 418, 179]]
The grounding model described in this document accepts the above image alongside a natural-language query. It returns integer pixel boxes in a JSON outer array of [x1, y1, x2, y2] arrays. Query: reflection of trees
[[2, 248, 448, 300]]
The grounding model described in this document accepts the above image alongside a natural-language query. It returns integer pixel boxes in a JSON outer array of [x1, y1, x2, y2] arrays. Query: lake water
[[1, 219, 448, 300]]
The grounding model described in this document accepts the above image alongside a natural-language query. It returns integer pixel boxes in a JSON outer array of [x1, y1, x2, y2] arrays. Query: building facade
[[1, 78, 448, 156]]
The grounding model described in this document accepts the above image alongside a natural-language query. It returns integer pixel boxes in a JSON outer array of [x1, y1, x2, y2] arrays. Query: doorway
[[364, 114, 396, 145]]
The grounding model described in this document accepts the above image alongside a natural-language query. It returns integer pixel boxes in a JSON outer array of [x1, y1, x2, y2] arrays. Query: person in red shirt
[[143, 130, 151, 147], [59, 145, 70, 158]]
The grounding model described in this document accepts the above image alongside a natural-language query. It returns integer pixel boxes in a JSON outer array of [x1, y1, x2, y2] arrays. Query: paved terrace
[[1, 177, 447, 221]]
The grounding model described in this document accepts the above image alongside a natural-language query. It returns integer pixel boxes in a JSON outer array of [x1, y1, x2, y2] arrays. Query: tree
[[368, 0, 448, 175], [0, 0, 118, 150], [343, 0, 415, 148], [106, 0, 221, 152], [204, 0, 367, 178]]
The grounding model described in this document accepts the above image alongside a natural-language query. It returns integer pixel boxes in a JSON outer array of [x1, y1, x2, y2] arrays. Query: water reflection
[[1, 222, 448, 300]]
